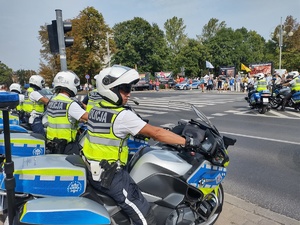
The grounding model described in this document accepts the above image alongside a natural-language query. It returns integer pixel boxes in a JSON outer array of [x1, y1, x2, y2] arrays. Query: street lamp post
[[278, 17, 294, 70], [106, 32, 114, 67]]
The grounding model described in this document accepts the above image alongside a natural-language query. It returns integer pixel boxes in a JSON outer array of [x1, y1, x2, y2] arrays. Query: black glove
[[185, 136, 201, 150]]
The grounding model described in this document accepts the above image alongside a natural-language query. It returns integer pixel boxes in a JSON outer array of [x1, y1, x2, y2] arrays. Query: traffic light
[[47, 20, 59, 54], [63, 21, 74, 48]]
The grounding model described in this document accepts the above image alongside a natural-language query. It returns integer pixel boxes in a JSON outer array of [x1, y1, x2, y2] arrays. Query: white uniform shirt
[[113, 109, 147, 139], [19, 94, 25, 103], [29, 91, 44, 102], [58, 93, 86, 121]]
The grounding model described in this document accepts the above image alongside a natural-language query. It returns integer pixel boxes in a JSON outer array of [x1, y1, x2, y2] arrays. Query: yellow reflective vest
[[23, 87, 44, 114], [291, 77, 300, 92], [82, 100, 129, 165], [86, 90, 102, 113], [47, 94, 78, 143], [256, 79, 268, 92]]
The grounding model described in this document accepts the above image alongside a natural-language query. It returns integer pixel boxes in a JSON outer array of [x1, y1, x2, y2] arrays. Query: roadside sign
[[85, 74, 90, 79]]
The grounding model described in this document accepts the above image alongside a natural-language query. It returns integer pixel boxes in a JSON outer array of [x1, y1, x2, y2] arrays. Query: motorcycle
[[269, 84, 300, 111], [245, 89, 271, 114], [0, 102, 236, 225]]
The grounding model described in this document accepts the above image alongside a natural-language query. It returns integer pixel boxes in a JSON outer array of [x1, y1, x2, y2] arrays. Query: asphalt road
[[127, 89, 300, 221]]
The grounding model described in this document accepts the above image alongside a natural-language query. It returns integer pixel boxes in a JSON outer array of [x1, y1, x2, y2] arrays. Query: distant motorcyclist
[[82, 65, 196, 225], [46, 71, 88, 155], [280, 73, 300, 111], [23, 75, 49, 136], [247, 73, 268, 101]]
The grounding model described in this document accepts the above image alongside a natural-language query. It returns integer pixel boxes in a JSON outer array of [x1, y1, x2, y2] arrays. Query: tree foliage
[[164, 16, 188, 56], [37, 8, 299, 80], [0, 61, 13, 85], [198, 18, 226, 42], [38, 6, 114, 85], [113, 17, 169, 73]]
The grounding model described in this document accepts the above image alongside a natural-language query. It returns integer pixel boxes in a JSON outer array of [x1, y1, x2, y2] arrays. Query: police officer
[[247, 73, 267, 101], [280, 73, 300, 111], [81, 75, 102, 113], [46, 71, 88, 154], [9, 83, 25, 108], [0, 83, 20, 125], [82, 65, 199, 225], [23, 75, 49, 136]]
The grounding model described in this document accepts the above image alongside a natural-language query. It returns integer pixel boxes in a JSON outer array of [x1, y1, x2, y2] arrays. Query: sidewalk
[[215, 193, 299, 225], [1, 193, 299, 224]]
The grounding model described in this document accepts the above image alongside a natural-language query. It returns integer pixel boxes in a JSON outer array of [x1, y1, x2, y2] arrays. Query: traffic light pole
[[55, 9, 67, 71]]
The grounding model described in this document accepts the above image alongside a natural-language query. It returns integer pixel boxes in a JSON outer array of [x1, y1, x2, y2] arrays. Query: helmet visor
[[119, 84, 132, 93]]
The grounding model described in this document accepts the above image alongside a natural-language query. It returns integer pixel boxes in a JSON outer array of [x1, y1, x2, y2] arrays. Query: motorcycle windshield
[[167, 101, 219, 135]]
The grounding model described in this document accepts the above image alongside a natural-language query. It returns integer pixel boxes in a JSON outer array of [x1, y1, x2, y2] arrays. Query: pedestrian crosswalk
[[76, 95, 300, 120]]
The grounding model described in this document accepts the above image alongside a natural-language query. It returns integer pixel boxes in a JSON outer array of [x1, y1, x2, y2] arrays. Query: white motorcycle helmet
[[53, 70, 80, 97], [29, 75, 45, 90], [9, 83, 22, 94], [255, 73, 264, 80], [96, 65, 140, 106]]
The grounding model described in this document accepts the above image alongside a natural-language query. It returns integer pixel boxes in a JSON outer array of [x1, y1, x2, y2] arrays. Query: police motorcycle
[[0, 102, 236, 225], [244, 74, 271, 114], [269, 84, 300, 111]]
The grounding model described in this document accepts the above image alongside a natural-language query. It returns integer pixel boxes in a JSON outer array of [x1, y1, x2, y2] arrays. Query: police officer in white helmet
[[82, 65, 200, 224], [46, 70, 88, 154]]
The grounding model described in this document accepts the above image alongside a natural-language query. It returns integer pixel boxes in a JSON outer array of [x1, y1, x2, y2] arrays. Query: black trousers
[[88, 168, 156, 225]]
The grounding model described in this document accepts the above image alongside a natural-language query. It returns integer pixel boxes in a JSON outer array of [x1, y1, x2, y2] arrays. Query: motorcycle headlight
[[211, 138, 229, 166]]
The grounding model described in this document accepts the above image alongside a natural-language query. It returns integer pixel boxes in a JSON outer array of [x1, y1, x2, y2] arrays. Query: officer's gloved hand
[[185, 136, 202, 151]]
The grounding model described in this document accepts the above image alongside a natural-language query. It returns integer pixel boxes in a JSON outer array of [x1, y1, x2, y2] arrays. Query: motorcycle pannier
[[17, 197, 110, 225], [0, 133, 46, 157], [0, 155, 87, 197]]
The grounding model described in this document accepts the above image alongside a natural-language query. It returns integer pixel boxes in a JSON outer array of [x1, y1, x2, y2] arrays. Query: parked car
[[189, 79, 204, 89], [167, 78, 176, 88], [174, 81, 190, 90]]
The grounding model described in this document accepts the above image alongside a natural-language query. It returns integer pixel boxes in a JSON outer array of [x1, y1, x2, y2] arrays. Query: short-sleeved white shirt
[[113, 109, 147, 139], [29, 91, 44, 102], [19, 94, 25, 103], [57, 93, 86, 121], [289, 78, 298, 86]]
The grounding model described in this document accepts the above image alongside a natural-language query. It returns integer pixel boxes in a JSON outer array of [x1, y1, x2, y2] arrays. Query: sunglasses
[[119, 84, 132, 93]]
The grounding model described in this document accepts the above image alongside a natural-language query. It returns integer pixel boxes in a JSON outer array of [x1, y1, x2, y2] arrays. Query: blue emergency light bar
[[0, 92, 19, 109]]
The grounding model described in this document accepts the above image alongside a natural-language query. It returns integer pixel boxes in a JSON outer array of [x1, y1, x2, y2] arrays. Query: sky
[[1, 0, 299, 72]]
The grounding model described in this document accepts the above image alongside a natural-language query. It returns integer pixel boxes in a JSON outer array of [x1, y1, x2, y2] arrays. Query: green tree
[[205, 27, 266, 73], [173, 39, 209, 77], [113, 17, 169, 73], [267, 15, 300, 71], [14, 69, 36, 86], [0, 61, 13, 85], [164, 16, 188, 56], [38, 6, 114, 84], [198, 18, 226, 42]]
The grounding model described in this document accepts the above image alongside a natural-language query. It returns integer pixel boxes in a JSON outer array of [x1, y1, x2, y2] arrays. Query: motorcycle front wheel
[[270, 97, 281, 109], [197, 184, 224, 225]]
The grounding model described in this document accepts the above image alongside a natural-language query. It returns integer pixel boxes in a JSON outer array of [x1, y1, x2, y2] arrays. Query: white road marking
[[221, 131, 300, 146]]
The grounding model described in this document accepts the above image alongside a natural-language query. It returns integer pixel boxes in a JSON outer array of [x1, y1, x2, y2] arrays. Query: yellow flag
[[241, 63, 251, 72]]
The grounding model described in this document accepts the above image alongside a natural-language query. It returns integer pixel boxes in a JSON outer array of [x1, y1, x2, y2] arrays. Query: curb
[[215, 193, 299, 225]]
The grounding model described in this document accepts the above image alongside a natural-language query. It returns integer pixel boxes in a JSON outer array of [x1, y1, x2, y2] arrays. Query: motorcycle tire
[[258, 106, 267, 114], [270, 98, 281, 109], [196, 184, 224, 225]]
